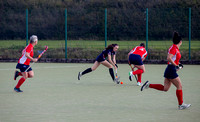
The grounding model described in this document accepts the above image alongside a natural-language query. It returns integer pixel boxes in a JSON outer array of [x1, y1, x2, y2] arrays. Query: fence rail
[[0, 8, 199, 61]]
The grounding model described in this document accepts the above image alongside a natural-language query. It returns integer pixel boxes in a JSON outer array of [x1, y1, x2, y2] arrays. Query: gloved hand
[[179, 63, 183, 69], [176, 63, 183, 70]]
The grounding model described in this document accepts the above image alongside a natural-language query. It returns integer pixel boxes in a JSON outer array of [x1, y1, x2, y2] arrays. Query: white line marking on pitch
[[0, 65, 86, 71]]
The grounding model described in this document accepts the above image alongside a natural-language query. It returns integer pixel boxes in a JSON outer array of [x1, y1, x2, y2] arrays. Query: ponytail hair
[[173, 31, 182, 44], [105, 44, 118, 50]]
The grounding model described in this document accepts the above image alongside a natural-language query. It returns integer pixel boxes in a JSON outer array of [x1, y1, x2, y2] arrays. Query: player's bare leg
[[78, 61, 100, 80], [101, 60, 119, 83]]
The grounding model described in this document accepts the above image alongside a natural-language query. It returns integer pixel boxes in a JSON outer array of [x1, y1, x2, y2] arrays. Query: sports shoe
[[141, 81, 149, 91], [14, 70, 19, 80], [78, 72, 82, 80], [114, 76, 120, 84], [14, 87, 23, 92], [178, 103, 191, 110], [129, 71, 133, 81], [137, 82, 143, 86]]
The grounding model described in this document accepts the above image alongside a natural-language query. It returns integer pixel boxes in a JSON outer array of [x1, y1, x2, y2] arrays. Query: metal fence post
[[26, 9, 28, 46], [105, 8, 107, 48], [65, 9, 67, 60], [189, 8, 191, 60], [146, 8, 148, 59]]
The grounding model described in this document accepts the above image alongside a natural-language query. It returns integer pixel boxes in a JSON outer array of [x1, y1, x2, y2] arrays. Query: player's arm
[[167, 53, 178, 66], [25, 52, 38, 62], [113, 54, 118, 68], [113, 54, 116, 64], [128, 49, 133, 60], [22, 49, 25, 55], [128, 50, 133, 66], [108, 54, 117, 69], [142, 53, 147, 62], [178, 62, 184, 69], [128, 50, 133, 57], [142, 57, 146, 61]]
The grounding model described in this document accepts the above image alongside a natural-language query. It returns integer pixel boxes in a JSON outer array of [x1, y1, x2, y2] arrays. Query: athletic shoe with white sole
[[137, 82, 143, 86], [14, 87, 23, 92], [178, 103, 191, 110], [78, 72, 82, 80], [129, 71, 133, 81], [141, 81, 149, 91], [14, 70, 19, 80]]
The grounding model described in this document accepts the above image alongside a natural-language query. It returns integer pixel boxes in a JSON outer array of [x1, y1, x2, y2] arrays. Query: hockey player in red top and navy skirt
[[14, 35, 38, 92], [141, 32, 191, 110], [128, 43, 147, 86]]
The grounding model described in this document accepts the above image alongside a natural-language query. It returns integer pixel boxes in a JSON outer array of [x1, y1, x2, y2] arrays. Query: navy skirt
[[96, 54, 105, 62], [16, 63, 32, 72], [164, 65, 178, 79], [129, 54, 143, 65]]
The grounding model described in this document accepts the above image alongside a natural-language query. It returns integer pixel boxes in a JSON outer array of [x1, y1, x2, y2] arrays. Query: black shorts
[[96, 54, 105, 62], [129, 54, 143, 65], [164, 65, 178, 79], [16, 63, 32, 72]]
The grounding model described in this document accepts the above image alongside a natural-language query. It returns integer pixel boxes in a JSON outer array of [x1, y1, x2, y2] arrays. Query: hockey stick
[[115, 69, 120, 84], [129, 64, 138, 82], [24, 46, 48, 72]]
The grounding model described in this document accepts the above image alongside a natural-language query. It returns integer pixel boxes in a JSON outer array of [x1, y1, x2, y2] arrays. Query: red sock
[[137, 73, 142, 83], [16, 77, 25, 88], [132, 69, 144, 75], [176, 89, 183, 105], [149, 84, 164, 91], [18, 72, 22, 76]]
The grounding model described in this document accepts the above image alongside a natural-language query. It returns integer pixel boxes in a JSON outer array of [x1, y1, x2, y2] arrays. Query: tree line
[[0, 0, 199, 40]]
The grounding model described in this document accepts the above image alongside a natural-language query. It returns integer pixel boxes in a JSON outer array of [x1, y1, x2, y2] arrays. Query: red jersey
[[168, 44, 181, 65], [130, 46, 147, 59], [18, 44, 34, 65]]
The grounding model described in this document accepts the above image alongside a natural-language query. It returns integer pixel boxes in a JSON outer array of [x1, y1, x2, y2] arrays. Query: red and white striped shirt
[[18, 44, 34, 65], [130, 46, 147, 59], [168, 44, 181, 65]]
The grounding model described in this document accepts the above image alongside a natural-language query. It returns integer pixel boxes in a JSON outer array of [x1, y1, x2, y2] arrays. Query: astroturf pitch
[[0, 63, 200, 122]]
